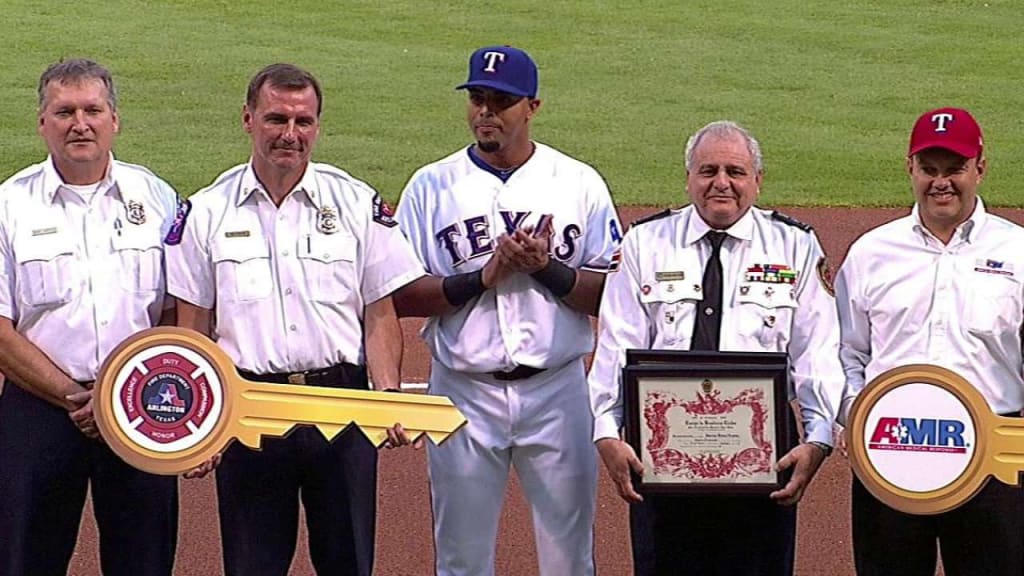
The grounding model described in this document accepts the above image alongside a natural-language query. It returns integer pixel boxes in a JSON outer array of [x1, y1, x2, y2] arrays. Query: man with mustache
[[589, 120, 843, 575], [166, 63, 425, 576], [836, 108, 1024, 576], [392, 45, 622, 576], [0, 58, 179, 576]]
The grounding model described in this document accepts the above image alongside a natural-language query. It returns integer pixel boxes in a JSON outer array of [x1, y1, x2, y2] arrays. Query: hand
[[66, 389, 100, 440], [480, 241, 515, 288], [497, 230, 550, 274], [834, 425, 848, 458], [382, 423, 425, 450], [183, 454, 221, 479], [596, 438, 644, 503], [770, 443, 828, 506]]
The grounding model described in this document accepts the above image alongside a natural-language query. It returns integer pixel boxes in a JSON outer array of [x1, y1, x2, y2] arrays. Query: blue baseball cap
[[456, 45, 538, 98]]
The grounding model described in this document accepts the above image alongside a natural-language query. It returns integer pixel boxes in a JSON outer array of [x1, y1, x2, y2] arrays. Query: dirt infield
[[63, 204, 1024, 575]]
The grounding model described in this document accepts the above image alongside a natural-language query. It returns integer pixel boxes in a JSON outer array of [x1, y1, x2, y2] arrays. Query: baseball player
[[166, 63, 424, 576], [392, 45, 622, 576], [0, 58, 179, 576], [589, 120, 842, 576], [837, 108, 1024, 576]]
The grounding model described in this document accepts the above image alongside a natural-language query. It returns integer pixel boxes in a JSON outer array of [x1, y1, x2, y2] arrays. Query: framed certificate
[[622, 350, 790, 494]]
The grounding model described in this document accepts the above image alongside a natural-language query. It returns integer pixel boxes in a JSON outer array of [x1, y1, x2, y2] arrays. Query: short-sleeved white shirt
[[395, 143, 622, 373], [167, 161, 424, 374], [588, 205, 843, 445], [836, 198, 1024, 418], [0, 156, 178, 381]]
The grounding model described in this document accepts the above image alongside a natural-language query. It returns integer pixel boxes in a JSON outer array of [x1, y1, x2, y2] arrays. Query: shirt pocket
[[211, 236, 272, 302], [15, 236, 81, 307], [966, 276, 1021, 337], [639, 279, 701, 347], [300, 233, 357, 302], [112, 229, 163, 293], [735, 282, 798, 349]]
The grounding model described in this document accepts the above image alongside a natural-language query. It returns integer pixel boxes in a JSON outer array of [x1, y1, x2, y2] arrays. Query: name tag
[[31, 227, 58, 237], [224, 230, 251, 238]]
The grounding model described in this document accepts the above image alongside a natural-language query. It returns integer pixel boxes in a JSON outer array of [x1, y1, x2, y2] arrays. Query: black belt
[[238, 363, 367, 389], [490, 365, 546, 381]]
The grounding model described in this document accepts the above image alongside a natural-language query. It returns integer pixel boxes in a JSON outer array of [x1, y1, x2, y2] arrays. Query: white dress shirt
[[589, 205, 843, 445], [0, 156, 178, 381], [836, 198, 1024, 419], [167, 161, 424, 375]]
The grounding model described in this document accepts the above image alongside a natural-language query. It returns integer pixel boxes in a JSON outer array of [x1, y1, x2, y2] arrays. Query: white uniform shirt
[[0, 156, 178, 381], [589, 205, 842, 445], [395, 143, 622, 373], [167, 162, 424, 375], [836, 198, 1024, 419]]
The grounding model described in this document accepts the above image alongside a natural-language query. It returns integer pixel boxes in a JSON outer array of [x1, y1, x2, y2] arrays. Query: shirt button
[[289, 324, 297, 331], [704, 307, 714, 316], [100, 320, 108, 326], [282, 250, 290, 257], [279, 214, 286, 221], [285, 288, 293, 296]]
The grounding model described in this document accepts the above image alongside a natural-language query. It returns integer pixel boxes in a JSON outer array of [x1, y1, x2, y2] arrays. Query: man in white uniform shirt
[[836, 107, 1024, 576], [166, 63, 424, 576], [393, 45, 622, 576], [0, 58, 179, 576], [589, 121, 842, 576]]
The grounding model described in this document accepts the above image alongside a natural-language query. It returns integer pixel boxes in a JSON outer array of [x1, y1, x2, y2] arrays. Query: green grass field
[[1, 0, 1021, 207]]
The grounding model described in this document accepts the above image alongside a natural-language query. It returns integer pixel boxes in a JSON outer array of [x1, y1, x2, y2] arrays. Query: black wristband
[[531, 259, 577, 298], [442, 269, 486, 306]]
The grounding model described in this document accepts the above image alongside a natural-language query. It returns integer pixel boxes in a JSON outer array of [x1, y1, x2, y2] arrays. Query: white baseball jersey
[[836, 198, 1024, 419], [0, 156, 178, 381], [395, 142, 622, 373], [589, 204, 843, 445], [167, 161, 424, 375]]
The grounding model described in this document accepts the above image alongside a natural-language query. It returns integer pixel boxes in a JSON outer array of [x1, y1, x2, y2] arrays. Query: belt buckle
[[287, 373, 307, 385]]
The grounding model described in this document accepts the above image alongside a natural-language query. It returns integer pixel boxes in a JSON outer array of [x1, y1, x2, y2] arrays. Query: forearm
[[0, 320, 86, 409], [365, 296, 402, 391], [175, 299, 213, 337], [560, 268, 606, 316], [392, 275, 456, 318]]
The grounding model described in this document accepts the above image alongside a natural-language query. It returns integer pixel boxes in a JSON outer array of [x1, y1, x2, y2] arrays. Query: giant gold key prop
[[848, 364, 1024, 515], [93, 327, 467, 476]]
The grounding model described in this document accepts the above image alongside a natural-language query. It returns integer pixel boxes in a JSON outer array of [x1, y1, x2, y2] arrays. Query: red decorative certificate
[[622, 351, 789, 494]]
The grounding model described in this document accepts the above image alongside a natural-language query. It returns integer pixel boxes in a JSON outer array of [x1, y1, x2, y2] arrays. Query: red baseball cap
[[908, 107, 983, 158]]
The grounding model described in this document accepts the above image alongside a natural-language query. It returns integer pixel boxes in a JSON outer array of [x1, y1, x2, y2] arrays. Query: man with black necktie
[[588, 120, 843, 576]]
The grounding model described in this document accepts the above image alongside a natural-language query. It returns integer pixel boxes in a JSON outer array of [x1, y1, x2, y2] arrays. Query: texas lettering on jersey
[[435, 211, 582, 266]]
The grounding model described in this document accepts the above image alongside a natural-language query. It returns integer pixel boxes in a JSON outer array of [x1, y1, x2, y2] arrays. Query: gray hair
[[37, 58, 118, 112], [684, 120, 763, 173]]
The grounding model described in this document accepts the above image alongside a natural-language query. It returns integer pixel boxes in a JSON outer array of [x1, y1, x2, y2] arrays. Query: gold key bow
[[93, 327, 467, 475], [848, 364, 1023, 515]]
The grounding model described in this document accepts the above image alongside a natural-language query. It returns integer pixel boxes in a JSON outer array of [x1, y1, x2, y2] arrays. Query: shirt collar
[[910, 196, 986, 243], [41, 154, 122, 204], [236, 161, 321, 210], [684, 205, 755, 247]]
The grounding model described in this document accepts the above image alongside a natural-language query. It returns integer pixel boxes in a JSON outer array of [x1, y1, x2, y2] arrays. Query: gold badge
[[318, 206, 339, 234]]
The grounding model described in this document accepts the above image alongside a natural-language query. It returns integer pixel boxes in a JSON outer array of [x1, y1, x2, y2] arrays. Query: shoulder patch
[[163, 198, 192, 246], [372, 194, 398, 228], [630, 208, 673, 229], [771, 211, 813, 232], [607, 246, 623, 273], [816, 256, 835, 297]]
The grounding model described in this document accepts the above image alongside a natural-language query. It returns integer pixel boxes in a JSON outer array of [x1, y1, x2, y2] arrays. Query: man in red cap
[[835, 108, 1024, 575]]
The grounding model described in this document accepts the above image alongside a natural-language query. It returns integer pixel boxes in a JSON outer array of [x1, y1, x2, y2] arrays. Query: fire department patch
[[817, 256, 835, 297], [372, 194, 398, 228]]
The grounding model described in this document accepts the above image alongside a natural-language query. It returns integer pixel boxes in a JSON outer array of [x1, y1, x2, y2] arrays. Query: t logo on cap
[[456, 45, 539, 99], [931, 113, 954, 133], [908, 107, 983, 159], [482, 51, 506, 73]]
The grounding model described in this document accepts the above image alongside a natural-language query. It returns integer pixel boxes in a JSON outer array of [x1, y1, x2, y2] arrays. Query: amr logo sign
[[868, 417, 968, 454]]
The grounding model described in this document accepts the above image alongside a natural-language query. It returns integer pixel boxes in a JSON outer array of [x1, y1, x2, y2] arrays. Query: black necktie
[[691, 231, 727, 351]]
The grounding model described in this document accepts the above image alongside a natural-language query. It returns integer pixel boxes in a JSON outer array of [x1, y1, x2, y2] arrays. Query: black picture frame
[[622, 350, 790, 494]]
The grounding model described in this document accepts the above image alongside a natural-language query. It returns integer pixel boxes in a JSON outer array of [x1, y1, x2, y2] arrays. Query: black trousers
[[217, 365, 378, 576], [631, 411, 799, 576], [0, 382, 178, 576], [852, 475, 1024, 576]]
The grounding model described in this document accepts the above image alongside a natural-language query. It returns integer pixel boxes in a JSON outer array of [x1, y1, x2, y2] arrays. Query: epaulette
[[629, 208, 673, 229], [770, 210, 813, 232]]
